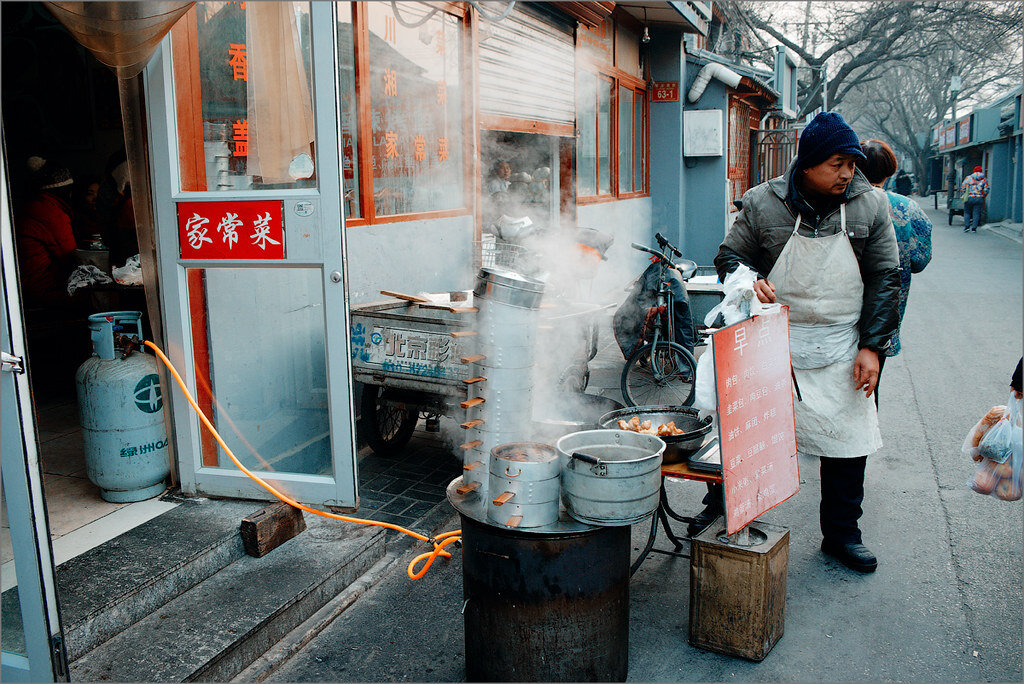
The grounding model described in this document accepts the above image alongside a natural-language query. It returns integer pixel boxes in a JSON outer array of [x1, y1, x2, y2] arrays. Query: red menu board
[[177, 200, 284, 260], [713, 306, 799, 535]]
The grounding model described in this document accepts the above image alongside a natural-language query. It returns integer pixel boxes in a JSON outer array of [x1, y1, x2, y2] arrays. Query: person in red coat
[[16, 158, 78, 308]]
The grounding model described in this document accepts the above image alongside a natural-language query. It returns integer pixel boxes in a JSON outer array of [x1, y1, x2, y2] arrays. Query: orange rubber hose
[[144, 340, 461, 579]]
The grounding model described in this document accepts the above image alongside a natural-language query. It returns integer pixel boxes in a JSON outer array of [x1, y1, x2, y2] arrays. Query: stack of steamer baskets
[[459, 267, 545, 508]]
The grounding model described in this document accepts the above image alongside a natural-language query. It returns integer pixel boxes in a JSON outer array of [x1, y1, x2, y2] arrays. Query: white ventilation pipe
[[687, 62, 743, 103]]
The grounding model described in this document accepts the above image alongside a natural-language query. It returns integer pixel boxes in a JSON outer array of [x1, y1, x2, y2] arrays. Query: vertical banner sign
[[713, 307, 799, 535], [177, 200, 285, 260]]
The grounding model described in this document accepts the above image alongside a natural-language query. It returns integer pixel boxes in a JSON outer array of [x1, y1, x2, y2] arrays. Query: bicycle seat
[[674, 259, 698, 281]]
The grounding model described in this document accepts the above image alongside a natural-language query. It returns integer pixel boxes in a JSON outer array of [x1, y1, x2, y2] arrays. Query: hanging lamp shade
[[44, 1, 194, 79]]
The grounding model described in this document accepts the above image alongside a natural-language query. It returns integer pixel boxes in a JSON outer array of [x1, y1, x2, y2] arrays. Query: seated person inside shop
[[705, 112, 899, 574]]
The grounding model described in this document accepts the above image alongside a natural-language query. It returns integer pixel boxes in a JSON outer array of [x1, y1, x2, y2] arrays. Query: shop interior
[[0, 1, 177, 611]]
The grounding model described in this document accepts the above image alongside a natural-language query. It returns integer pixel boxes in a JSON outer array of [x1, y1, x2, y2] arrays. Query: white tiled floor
[[1, 388, 177, 592]]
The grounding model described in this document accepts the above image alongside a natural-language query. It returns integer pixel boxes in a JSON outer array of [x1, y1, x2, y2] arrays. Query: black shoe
[[964, 227, 969, 232], [821, 540, 877, 573], [686, 506, 722, 537], [972, 229, 977, 232]]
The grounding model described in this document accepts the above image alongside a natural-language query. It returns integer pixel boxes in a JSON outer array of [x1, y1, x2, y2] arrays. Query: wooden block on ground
[[239, 502, 307, 558]]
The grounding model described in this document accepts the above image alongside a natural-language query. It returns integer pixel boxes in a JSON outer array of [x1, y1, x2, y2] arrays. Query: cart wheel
[[621, 340, 696, 407], [359, 386, 418, 457]]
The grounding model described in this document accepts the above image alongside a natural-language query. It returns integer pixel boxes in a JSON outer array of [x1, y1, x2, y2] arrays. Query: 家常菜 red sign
[[713, 306, 799, 535], [177, 200, 284, 260]]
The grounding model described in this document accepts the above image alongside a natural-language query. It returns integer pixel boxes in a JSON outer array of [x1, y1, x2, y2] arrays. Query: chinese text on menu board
[[177, 201, 284, 260], [713, 306, 799, 535]]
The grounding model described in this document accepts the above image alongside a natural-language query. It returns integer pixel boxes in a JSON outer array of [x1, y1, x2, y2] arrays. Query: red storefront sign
[[713, 307, 800, 535], [652, 81, 679, 102], [177, 200, 285, 260]]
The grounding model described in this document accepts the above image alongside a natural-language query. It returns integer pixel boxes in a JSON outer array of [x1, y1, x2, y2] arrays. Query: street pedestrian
[[858, 139, 933, 408], [894, 170, 913, 196], [960, 165, 989, 232], [714, 112, 900, 573]]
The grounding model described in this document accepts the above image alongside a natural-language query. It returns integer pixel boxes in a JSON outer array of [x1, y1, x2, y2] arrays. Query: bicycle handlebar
[[655, 232, 682, 258]]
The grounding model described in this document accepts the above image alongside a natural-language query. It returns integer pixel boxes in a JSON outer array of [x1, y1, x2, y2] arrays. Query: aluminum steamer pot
[[474, 267, 545, 309], [487, 443, 560, 528], [598, 405, 713, 464], [556, 429, 666, 526]]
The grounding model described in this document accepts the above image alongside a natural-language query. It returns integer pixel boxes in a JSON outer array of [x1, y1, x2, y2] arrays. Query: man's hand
[[754, 278, 776, 303], [853, 348, 880, 397]]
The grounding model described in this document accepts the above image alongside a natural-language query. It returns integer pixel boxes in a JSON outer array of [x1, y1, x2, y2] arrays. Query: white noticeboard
[[684, 109, 723, 157]]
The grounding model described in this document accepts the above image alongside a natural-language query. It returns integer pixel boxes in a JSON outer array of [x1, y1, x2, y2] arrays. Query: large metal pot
[[472, 343, 535, 370], [474, 267, 545, 309], [531, 392, 625, 444], [556, 429, 665, 526], [598, 405, 714, 464]]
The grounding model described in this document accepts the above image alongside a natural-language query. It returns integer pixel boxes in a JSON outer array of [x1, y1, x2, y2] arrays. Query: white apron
[[767, 206, 883, 458]]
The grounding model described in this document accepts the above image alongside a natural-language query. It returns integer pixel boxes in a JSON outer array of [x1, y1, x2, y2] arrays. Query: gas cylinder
[[75, 311, 169, 503]]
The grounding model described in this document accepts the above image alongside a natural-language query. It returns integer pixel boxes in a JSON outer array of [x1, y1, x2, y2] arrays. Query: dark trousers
[[964, 197, 984, 231], [820, 455, 867, 544], [874, 354, 887, 408]]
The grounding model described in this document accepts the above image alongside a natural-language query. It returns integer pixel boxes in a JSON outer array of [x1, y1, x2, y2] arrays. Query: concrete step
[[54, 498, 260, 661], [68, 512, 385, 682]]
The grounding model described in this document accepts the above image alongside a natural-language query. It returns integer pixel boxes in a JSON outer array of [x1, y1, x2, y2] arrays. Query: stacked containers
[[461, 267, 545, 494], [486, 443, 561, 528]]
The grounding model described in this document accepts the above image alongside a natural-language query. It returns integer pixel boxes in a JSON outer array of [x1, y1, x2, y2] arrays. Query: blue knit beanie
[[795, 112, 866, 170]]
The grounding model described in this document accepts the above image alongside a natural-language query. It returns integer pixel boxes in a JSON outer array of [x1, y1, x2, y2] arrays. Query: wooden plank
[[463, 460, 484, 471], [505, 515, 523, 528], [239, 502, 306, 558], [461, 397, 485, 409], [461, 419, 484, 429], [460, 440, 483, 450], [461, 354, 486, 364], [380, 290, 431, 303], [456, 481, 481, 494], [418, 304, 479, 314], [450, 330, 478, 338], [463, 376, 486, 384], [492, 491, 515, 506]]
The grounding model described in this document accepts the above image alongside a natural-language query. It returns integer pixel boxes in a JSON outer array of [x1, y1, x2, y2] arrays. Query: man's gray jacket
[[714, 161, 900, 353]]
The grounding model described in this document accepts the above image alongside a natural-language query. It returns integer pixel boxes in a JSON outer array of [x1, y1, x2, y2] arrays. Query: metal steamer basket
[[598, 405, 714, 464], [462, 267, 545, 494], [486, 443, 561, 528], [556, 430, 666, 526]]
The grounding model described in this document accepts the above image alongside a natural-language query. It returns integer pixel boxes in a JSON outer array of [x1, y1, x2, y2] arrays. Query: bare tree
[[729, 1, 1023, 118]]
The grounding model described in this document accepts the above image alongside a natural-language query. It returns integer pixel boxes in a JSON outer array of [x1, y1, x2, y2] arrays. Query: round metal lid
[[476, 266, 545, 294]]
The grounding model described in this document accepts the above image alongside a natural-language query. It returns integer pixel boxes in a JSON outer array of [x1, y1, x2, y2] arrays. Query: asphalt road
[[266, 202, 1022, 682]]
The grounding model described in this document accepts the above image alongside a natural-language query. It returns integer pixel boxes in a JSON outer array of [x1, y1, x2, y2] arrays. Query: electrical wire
[[143, 340, 461, 580], [390, 1, 439, 29], [466, 0, 516, 23]]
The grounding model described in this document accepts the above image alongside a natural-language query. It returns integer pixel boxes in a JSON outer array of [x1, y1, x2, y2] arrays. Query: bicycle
[[619, 233, 699, 407]]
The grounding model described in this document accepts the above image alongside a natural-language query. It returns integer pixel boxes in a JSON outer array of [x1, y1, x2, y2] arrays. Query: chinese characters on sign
[[350, 323, 468, 381], [232, 120, 248, 157], [228, 43, 247, 81], [713, 307, 800, 535], [177, 201, 285, 260], [652, 82, 680, 102]]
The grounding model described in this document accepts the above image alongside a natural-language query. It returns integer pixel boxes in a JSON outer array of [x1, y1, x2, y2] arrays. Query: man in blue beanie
[[709, 112, 900, 573]]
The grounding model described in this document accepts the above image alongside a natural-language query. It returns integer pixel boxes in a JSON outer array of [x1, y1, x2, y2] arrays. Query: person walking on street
[[960, 165, 989, 232], [714, 112, 900, 573], [858, 140, 933, 408]]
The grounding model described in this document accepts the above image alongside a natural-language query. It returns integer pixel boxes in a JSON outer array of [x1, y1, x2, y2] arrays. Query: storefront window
[[364, 3, 464, 217], [173, 2, 316, 192], [577, 71, 612, 197], [336, 3, 360, 218], [619, 86, 633, 193]]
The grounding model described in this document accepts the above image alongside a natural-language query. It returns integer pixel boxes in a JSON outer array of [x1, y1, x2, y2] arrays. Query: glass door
[[147, 2, 357, 506], [1, 139, 67, 682]]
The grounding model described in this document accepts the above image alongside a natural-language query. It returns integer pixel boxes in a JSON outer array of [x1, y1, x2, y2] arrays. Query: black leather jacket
[[714, 163, 900, 353]]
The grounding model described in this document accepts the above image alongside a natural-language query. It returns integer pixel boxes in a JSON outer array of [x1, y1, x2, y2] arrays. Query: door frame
[[1, 136, 68, 682], [146, 3, 358, 506]]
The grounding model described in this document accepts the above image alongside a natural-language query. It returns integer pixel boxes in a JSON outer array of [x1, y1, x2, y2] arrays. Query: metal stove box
[[688, 517, 788, 662]]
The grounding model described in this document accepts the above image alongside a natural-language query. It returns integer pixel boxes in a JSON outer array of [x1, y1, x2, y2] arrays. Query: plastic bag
[[112, 254, 143, 286], [692, 338, 716, 411], [66, 264, 113, 295], [968, 394, 1023, 501], [703, 264, 764, 327]]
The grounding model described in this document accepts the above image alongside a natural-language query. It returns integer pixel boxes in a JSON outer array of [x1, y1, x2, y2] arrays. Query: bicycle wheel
[[620, 341, 696, 407]]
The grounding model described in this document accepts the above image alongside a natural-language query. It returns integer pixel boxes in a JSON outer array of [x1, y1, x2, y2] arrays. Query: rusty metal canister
[[461, 514, 630, 682]]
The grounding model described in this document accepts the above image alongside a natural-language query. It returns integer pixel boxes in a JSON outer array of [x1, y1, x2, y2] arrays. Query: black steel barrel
[[460, 514, 630, 682]]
